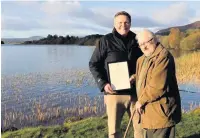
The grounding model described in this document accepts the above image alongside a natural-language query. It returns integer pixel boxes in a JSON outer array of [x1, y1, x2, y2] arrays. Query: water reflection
[[1, 45, 95, 74], [47, 46, 75, 62], [46, 46, 95, 70], [179, 83, 200, 111], [2, 45, 198, 75], [47, 46, 95, 63]]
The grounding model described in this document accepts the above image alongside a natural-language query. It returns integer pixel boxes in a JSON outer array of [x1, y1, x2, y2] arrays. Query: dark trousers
[[145, 126, 175, 138]]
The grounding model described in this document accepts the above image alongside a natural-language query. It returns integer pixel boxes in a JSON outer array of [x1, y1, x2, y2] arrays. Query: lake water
[[1, 45, 95, 75], [1, 44, 200, 129], [2, 45, 198, 75]]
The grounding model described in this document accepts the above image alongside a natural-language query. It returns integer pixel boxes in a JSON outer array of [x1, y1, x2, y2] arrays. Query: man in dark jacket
[[89, 11, 142, 138]]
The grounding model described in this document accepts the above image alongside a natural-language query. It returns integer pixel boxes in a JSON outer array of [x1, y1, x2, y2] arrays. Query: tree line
[[22, 28, 200, 50], [23, 34, 103, 46], [158, 28, 200, 50]]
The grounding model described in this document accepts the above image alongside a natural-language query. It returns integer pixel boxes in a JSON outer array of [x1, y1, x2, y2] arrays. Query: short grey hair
[[136, 29, 158, 44]]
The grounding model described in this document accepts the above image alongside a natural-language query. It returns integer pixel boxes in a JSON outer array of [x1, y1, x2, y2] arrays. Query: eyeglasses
[[138, 38, 153, 48]]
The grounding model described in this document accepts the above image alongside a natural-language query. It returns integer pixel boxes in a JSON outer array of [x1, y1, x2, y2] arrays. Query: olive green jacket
[[136, 44, 182, 129]]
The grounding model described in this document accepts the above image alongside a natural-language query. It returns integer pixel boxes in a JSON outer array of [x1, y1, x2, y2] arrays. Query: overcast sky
[[1, 1, 200, 38]]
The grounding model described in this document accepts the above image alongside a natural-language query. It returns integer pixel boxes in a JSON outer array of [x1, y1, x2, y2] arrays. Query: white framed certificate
[[108, 61, 131, 91]]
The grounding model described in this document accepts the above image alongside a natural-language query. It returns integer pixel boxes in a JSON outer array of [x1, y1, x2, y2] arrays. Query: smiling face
[[114, 15, 131, 36]]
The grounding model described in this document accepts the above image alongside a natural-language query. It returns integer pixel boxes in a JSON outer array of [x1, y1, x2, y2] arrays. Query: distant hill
[[28, 36, 44, 40], [156, 21, 200, 36], [158, 22, 200, 50], [1, 36, 44, 44]]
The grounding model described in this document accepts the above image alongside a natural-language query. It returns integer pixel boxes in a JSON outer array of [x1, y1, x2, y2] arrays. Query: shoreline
[[2, 108, 200, 137]]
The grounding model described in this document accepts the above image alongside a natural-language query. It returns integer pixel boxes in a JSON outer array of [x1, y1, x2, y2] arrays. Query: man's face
[[114, 15, 131, 36], [138, 37, 156, 57]]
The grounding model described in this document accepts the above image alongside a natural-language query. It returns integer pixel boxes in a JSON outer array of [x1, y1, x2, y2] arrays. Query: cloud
[[90, 7, 162, 28], [131, 27, 161, 35], [40, 1, 110, 28], [189, 11, 200, 23], [13, 1, 39, 6], [1, 1, 110, 37], [131, 15, 162, 27], [40, 1, 161, 29], [152, 2, 195, 26], [1, 1, 199, 38], [40, 1, 79, 15], [40, 1, 89, 17], [1, 15, 43, 31], [39, 17, 109, 34]]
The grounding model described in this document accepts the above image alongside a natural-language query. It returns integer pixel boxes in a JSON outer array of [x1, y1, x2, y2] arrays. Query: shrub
[[160, 36, 170, 48], [168, 28, 181, 49], [185, 29, 200, 37], [180, 32, 200, 50]]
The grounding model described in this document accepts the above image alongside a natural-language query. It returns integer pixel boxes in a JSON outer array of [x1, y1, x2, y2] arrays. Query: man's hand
[[136, 101, 143, 114], [129, 74, 136, 84], [104, 83, 116, 94]]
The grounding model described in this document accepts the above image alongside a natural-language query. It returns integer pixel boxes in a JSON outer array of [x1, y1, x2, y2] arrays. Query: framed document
[[108, 61, 131, 91]]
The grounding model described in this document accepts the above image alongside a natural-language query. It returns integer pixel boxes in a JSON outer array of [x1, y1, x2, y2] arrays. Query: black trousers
[[145, 126, 175, 138]]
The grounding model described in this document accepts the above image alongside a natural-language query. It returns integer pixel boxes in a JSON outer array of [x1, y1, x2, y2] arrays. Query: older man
[[130, 29, 181, 138], [89, 11, 142, 138]]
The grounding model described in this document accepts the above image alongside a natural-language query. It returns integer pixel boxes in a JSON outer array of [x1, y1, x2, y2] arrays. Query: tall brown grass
[[175, 51, 200, 84]]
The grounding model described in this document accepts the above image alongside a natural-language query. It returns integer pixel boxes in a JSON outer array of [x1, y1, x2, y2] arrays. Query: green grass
[[2, 109, 200, 138], [176, 109, 200, 138]]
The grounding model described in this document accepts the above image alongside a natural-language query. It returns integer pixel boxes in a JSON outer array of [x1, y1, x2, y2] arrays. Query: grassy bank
[[2, 108, 200, 138], [175, 51, 200, 84]]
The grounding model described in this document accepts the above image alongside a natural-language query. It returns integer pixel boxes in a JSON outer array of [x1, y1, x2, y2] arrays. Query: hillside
[[1, 36, 44, 44], [156, 21, 200, 36]]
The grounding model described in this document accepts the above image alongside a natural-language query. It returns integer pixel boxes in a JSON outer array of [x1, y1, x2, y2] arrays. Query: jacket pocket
[[159, 103, 169, 117], [148, 98, 168, 119], [150, 102, 167, 118], [142, 102, 167, 126], [158, 97, 169, 117]]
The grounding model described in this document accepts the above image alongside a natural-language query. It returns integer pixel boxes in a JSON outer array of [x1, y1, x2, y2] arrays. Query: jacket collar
[[112, 28, 136, 40], [149, 43, 164, 59], [140, 43, 164, 60], [112, 28, 137, 52]]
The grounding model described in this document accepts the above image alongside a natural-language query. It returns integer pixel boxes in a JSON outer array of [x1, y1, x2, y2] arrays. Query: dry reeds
[[175, 51, 200, 84], [1, 67, 199, 131]]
